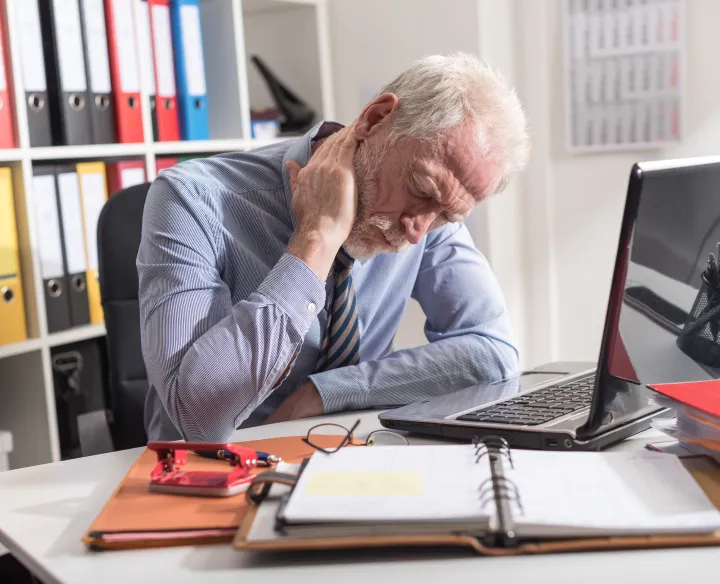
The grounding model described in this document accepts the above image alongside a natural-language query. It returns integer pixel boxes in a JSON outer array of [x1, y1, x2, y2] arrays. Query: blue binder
[[169, 0, 209, 140]]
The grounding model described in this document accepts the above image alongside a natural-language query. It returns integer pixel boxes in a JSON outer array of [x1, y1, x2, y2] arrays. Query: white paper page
[[151, 4, 176, 97], [180, 4, 207, 96], [281, 445, 491, 524], [0, 32, 6, 92], [111, 0, 140, 93], [80, 173, 106, 271], [16, 1, 47, 92], [32, 176, 64, 279], [81, 0, 112, 94], [137, 0, 156, 95], [57, 172, 88, 274], [120, 167, 145, 188], [508, 450, 720, 537]]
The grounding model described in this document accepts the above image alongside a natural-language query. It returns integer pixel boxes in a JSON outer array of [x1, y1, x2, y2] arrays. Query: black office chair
[[77, 182, 151, 454]]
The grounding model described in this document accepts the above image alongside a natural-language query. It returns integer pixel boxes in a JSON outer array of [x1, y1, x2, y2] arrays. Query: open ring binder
[[234, 437, 720, 557], [472, 435, 522, 546]]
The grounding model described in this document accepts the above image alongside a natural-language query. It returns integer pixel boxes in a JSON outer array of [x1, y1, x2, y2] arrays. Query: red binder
[[106, 160, 147, 196], [155, 157, 178, 173], [0, 4, 16, 148], [649, 380, 720, 419], [148, 0, 180, 141], [104, 0, 144, 143]]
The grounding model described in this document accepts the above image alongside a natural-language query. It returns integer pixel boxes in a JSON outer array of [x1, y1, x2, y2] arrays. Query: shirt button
[[307, 302, 316, 313]]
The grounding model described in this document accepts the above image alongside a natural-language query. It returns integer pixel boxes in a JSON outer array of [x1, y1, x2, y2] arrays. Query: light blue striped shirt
[[138, 121, 519, 442]]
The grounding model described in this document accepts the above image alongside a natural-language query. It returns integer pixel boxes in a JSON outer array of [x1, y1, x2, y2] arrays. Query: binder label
[[81, 0, 112, 94], [52, 0, 88, 92], [180, 4, 207, 96], [112, 0, 140, 93], [137, 1, 156, 95], [79, 172, 105, 271], [17, 1, 48, 92], [57, 172, 88, 274], [32, 176, 64, 279], [152, 4, 177, 98], [120, 167, 146, 188], [0, 30, 7, 92]]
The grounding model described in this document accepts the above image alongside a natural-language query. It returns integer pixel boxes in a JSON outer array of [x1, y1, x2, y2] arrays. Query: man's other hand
[[263, 380, 324, 425]]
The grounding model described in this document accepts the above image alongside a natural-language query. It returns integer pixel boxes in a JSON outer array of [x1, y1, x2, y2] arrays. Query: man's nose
[[401, 213, 435, 244]]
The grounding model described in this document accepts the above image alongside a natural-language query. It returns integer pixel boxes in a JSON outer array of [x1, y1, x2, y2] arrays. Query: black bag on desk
[[51, 338, 109, 460]]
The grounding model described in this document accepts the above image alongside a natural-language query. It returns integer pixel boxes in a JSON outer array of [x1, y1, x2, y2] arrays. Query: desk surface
[[1, 410, 718, 584]]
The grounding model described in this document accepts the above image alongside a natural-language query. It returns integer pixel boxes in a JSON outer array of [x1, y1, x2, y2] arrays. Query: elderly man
[[138, 52, 530, 442]]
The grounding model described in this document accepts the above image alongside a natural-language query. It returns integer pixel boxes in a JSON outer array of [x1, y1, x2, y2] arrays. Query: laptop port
[[545, 438, 559, 447]]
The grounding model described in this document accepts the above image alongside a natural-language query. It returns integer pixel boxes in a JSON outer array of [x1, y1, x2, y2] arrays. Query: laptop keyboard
[[455, 374, 595, 426]]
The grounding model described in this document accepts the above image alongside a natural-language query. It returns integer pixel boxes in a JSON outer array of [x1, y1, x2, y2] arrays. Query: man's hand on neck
[[285, 124, 359, 281]]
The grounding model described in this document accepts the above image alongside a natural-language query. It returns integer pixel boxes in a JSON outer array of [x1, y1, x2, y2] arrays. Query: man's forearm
[[143, 254, 326, 441], [309, 334, 519, 413]]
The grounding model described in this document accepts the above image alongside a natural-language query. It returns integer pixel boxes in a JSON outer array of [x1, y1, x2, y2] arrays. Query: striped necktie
[[315, 248, 360, 371]]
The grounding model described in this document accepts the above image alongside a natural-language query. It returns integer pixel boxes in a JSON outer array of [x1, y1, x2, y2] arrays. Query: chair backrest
[[97, 182, 151, 450]]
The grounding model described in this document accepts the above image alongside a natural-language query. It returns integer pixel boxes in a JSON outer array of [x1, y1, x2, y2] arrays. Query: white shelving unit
[[0, 0, 334, 469]]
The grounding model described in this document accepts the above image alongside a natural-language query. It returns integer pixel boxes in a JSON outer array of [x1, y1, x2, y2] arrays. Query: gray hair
[[377, 52, 530, 191]]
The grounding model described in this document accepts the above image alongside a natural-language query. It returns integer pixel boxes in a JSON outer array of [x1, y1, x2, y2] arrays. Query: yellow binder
[[0, 167, 27, 345], [76, 162, 108, 325]]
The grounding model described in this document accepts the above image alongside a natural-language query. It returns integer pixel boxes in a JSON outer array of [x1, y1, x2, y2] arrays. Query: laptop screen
[[585, 158, 720, 437]]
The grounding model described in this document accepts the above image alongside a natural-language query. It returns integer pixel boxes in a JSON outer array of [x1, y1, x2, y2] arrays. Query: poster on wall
[[563, 0, 685, 153]]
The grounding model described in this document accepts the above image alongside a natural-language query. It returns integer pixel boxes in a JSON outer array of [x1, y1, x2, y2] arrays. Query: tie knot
[[335, 247, 354, 272]]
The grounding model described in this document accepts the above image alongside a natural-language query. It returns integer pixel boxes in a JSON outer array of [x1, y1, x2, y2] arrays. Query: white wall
[[521, 0, 720, 366]]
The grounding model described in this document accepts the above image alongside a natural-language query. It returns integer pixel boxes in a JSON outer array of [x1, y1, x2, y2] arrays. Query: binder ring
[[477, 477, 521, 499], [479, 490, 524, 515], [474, 438, 514, 469], [72, 275, 86, 292], [96, 95, 110, 111], [69, 94, 86, 111], [47, 279, 63, 298], [164, 98, 174, 110], [28, 93, 45, 111], [128, 96, 137, 109], [1, 286, 14, 303]]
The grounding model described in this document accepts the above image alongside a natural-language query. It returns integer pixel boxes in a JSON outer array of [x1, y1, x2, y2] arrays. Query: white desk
[[1, 410, 718, 584]]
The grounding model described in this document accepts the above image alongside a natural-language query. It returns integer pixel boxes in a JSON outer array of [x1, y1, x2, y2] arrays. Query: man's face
[[344, 119, 501, 260]]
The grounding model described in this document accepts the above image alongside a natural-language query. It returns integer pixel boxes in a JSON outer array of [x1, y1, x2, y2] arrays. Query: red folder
[[648, 380, 720, 419], [104, 0, 144, 143], [106, 160, 147, 196], [148, 0, 180, 141], [0, 4, 16, 148], [155, 157, 178, 173]]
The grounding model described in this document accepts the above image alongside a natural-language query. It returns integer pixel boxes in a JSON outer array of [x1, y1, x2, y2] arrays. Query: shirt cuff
[[309, 366, 365, 414], [255, 253, 327, 328]]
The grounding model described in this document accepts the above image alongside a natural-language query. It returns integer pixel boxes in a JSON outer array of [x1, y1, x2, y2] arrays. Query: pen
[[193, 448, 282, 466]]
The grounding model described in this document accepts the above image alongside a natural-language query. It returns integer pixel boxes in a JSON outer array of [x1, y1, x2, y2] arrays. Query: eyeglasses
[[302, 419, 409, 454]]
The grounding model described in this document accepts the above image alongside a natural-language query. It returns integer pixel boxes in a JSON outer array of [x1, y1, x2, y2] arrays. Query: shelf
[[46, 324, 107, 348], [243, 0, 317, 16], [152, 137, 287, 156], [30, 143, 147, 161], [0, 338, 43, 360], [0, 148, 23, 162]]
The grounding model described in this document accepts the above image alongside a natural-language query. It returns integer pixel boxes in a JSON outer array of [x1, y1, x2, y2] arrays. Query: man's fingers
[[285, 160, 301, 191], [336, 125, 359, 166]]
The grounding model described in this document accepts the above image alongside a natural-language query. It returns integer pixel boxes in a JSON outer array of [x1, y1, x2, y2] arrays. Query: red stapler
[[147, 441, 259, 497]]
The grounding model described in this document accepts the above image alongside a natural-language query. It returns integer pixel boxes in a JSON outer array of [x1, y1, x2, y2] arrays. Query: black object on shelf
[[251, 55, 315, 134], [51, 338, 110, 460]]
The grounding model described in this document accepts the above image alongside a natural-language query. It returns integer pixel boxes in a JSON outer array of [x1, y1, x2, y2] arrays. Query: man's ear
[[354, 93, 399, 141]]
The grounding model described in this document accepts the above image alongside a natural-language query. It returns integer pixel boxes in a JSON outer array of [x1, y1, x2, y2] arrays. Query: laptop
[[379, 156, 720, 450]]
